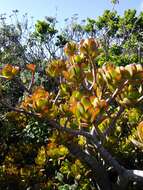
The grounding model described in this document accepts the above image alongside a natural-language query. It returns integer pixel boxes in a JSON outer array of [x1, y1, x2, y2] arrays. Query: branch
[[126, 169, 143, 182], [121, 15, 142, 46], [53, 90, 60, 104], [28, 72, 35, 92], [130, 138, 143, 149], [1, 102, 40, 117], [106, 79, 129, 105], [137, 95, 143, 103], [91, 80, 128, 139], [66, 142, 112, 190], [47, 120, 126, 175], [89, 62, 96, 90]]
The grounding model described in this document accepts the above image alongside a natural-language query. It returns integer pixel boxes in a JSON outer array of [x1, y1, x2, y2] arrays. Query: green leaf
[[81, 96, 91, 111], [76, 102, 85, 118]]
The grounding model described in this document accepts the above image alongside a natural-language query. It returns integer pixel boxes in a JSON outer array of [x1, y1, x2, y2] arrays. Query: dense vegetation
[[0, 6, 143, 190]]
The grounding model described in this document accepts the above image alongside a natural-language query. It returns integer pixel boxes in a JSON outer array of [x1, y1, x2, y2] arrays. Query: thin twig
[[28, 73, 35, 92], [1, 103, 39, 117], [88, 56, 96, 91], [89, 64, 96, 90], [53, 90, 60, 104]]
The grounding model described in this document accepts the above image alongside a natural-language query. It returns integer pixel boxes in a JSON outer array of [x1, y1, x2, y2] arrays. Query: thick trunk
[[66, 142, 112, 190]]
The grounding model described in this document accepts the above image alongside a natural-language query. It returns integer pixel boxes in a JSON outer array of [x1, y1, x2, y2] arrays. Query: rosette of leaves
[[64, 41, 78, 57], [21, 86, 50, 117], [97, 63, 143, 106], [62, 63, 84, 83], [79, 38, 100, 58], [70, 91, 107, 124], [46, 59, 66, 77], [1, 64, 19, 80]]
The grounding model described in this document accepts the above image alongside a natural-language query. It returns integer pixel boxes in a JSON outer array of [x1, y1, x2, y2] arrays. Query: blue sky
[[0, 0, 143, 25]]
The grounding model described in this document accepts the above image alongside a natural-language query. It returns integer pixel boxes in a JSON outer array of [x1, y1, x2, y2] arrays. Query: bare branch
[[1, 102, 39, 117], [66, 142, 112, 190], [28, 73, 35, 92]]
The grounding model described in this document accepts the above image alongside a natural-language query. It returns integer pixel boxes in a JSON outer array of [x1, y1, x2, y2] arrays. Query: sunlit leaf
[[137, 121, 143, 142], [26, 64, 36, 73], [81, 96, 91, 111], [1, 64, 19, 79]]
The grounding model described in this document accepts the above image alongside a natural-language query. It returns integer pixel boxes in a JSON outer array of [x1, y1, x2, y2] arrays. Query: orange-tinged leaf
[[90, 96, 99, 108], [26, 64, 36, 72], [72, 91, 83, 100], [12, 66, 19, 75], [137, 121, 143, 142], [70, 96, 77, 104], [47, 142, 57, 149], [79, 38, 99, 57], [1, 64, 19, 79], [41, 106, 49, 116], [76, 102, 85, 116], [21, 86, 49, 116], [136, 64, 143, 72], [70, 102, 77, 114], [34, 99, 48, 110], [62, 70, 70, 80], [64, 41, 77, 56], [46, 59, 66, 77], [21, 96, 33, 109], [99, 99, 107, 108], [125, 65, 134, 77], [81, 96, 91, 111], [87, 106, 100, 122], [95, 87, 102, 98], [32, 87, 49, 100]]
